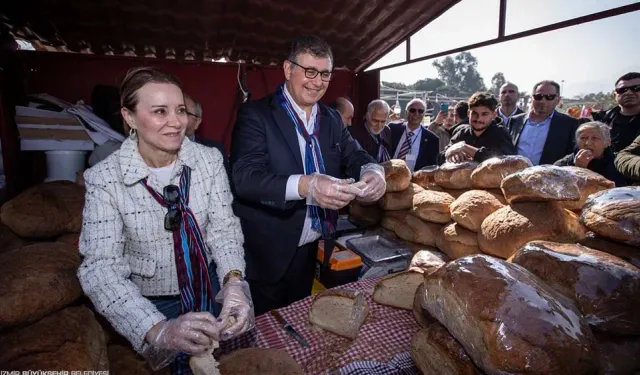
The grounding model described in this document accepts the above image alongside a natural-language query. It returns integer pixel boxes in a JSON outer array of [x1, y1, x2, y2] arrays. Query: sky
[[369, 0, 640, 98]]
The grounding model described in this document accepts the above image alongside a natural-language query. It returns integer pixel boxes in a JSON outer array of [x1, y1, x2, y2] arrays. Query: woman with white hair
[[555, 121, 627, 186]]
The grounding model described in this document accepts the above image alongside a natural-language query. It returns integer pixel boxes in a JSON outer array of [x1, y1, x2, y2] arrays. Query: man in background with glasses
[[507, 80, 579, 165], [389, 98, 440, 171], [597, 72, 640, 152], [184, 94, 228, 172], [231, 35, 384, 315]]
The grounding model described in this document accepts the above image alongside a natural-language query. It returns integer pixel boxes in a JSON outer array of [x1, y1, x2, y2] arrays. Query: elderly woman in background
[[555, 121, 627, 186], [78, 67, 254, 373]]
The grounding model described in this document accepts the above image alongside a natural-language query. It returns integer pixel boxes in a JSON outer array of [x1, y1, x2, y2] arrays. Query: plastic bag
[[470, 155, 533, 189], [580, 187, 640, 246], [500, 165, 583, 204]]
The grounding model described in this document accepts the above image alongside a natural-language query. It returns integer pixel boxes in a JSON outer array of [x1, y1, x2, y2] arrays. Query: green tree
[[381, 81, 409, 90], [433, 52, 486, 95], [489, 72, 507, 96], [413, 78, 446, 92]]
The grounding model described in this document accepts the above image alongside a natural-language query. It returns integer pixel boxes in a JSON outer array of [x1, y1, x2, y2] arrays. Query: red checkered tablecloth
[[220, 278, 421, 375]]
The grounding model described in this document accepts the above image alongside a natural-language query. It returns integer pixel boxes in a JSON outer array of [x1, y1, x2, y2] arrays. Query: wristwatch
[[223, 269, 244, 285]]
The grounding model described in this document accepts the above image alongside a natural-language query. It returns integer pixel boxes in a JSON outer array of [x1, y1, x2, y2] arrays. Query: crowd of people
[[76, 33, 640, 374], [339, 73, 640, 186]]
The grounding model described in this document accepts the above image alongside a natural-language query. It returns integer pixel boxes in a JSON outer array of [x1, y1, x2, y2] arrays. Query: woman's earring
[[129, 128, 137, 138]]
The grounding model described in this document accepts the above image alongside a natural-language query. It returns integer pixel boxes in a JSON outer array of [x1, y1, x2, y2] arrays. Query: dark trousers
[[248, 241, 318, 316]]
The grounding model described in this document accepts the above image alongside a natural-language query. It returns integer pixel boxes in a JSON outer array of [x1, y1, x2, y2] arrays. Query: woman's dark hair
[[119, 67, 183, 133]]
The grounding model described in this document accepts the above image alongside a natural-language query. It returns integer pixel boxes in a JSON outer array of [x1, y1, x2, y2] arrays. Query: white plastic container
[[45, 150, 87, 182]]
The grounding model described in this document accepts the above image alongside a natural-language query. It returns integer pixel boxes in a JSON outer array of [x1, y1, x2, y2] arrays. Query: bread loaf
[[449, 190, 504, 232], [442, 188, 467, 199], [0, 243, 82, 329], [470, 155, 533, 188], [218, 348, 304, 375], [435, 223, 481, 259], [424, 255, 596, 375], [501, 165, 581, 204], [409, 250, 447, 274], [0, 224, 29, 255], [349, 201, 382, 226], [412, 190, 455, 224], [479, 202, 588, 259], [0, 181, 85, 238], [108, 344, 167, 375], [380, 183, 424, 210], [309, 289, 369, 339], [594, 334, 640, 375], [0, 306, 108, 371], [510, 241, 640, 335], [411, 325, 483, 375], [380, 210, 407, 233], [405, 215, 443, 247], [580, 187, 640, 246], [434, 162, 478, 190], [412, 166, 440, 190], [373, 270, 424, 310], [413, 283, 436, 328], [579, 232, 640, 268], [486, 188, 507, 204], [559, 166, 615, 211], [382, 159, 412, 192]]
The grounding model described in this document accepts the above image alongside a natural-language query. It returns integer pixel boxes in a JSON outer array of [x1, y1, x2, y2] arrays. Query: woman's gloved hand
[[215, 279, 255, 340], [143, 312, 220, 370]]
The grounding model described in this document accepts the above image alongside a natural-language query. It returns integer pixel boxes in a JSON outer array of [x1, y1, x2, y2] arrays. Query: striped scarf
[[141, 166, 214, 375], [277, 83, 337, 238]]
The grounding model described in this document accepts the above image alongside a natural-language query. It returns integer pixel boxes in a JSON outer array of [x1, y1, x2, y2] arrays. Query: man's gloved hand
[[306, 173, 360, 210], [355, 164, 386, 203], [215, 279, 255, 341], [143, 312, 220, 370]]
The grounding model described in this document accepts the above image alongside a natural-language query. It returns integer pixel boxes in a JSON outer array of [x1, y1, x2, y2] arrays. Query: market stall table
[[221, 277, 421, 375]]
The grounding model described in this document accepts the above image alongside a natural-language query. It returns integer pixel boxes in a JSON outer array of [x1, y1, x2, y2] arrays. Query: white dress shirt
[[283, 84, 322, 246], [393, 124, 423, 171]]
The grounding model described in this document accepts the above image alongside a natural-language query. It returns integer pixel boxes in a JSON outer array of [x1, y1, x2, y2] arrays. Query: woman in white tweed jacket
[[78, 67, 253, 371]]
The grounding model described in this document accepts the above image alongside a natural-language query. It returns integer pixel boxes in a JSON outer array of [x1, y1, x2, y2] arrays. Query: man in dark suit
[[230, 36, 384, 315], [508, 80, 580, 165], [348, 99, 393, 162], [330, 97, 354, 127], [389, 98, 440, 172], [498, 82, 524, 128], [184, 94, 229, 168]]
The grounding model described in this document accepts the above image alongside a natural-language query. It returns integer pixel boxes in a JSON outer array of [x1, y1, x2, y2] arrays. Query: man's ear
[[194, 117, 202, 131], [283, 60, 292, 81]]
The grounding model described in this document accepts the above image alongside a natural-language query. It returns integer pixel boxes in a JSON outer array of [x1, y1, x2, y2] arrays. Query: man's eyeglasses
[[288, 60, 333, 82], [163, 185, 182, 231], [408, 108, 425, 114], [615, 84, 640, 95], [532, 94, 558, 101]]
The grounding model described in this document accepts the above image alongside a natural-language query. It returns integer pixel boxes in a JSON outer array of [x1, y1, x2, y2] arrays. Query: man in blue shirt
[[507, 80, 579, 165]]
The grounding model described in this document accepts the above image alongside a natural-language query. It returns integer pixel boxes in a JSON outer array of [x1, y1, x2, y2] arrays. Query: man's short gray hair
[[500, 81, 519, 93], [405, 98, 426, 111], [576, 121, 611, 146], [367, 99, 390, 116], [184, 94, 202, 118]]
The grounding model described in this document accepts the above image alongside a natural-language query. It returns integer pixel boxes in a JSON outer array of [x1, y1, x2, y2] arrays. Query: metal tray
[[346, 235, 412, 266]]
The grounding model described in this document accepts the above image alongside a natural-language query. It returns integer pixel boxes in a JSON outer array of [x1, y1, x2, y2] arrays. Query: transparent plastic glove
[[143, 312, 220, 370], [356, 164, 386, 203], [306, 173, 359, 210], [215, 279, 255, 341]]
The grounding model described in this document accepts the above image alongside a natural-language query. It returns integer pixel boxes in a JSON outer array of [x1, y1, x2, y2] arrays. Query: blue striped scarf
[[277, 83, 337, 238]]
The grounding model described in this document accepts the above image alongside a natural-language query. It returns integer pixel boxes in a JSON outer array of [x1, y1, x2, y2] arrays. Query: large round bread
[[579, 232, 640, 268], [218, 348, 304, 375], [0, 242, 82, 329], [0, 180, 85, 238], [411, 324, 483, 375], [435, 223, 481, 259], [0, 306, 108, 371], [382, 159, 412, 192], [449, 190, 504, 232], [373, 270, 424, 310], [500, 165, 581, 204], [380, 183, 424, 210], [434, 162, 478, 189], [510, 241, 640, 335], [594, 334, 640, 375], [423, 255, 596, 375], [412, 283, 436, 328], [559, 166, 615, 211], [471, 155, 533, 188], [349, 201, 382, 226], [0, 224, 29, 255], [478, 202, 588, 259], [412, 190, 455, 224], [412, 166, 440, 190], [580, 187, 640, 246], [108, 344, 168, 375], [405, 215, 443, 247], [380, 210, 407, 233]]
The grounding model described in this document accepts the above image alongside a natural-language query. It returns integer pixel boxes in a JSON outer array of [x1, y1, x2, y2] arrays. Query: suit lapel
[[512, 115, 527, 146], [270, 95, 304, 171], [319, 108, 334, 163], [390, 123, 405, 155], [415, 127, 430, 169]]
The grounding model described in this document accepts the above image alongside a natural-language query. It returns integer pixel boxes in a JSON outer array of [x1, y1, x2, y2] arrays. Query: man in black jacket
[[389, 98, 440, 172], [599, 72, 640, 152], [438, 92, 516, 164], [498, 82, 524, 128], [348, 99, 393, 162], [230, 36, 384, 315], [508, 80, 579, 165]]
